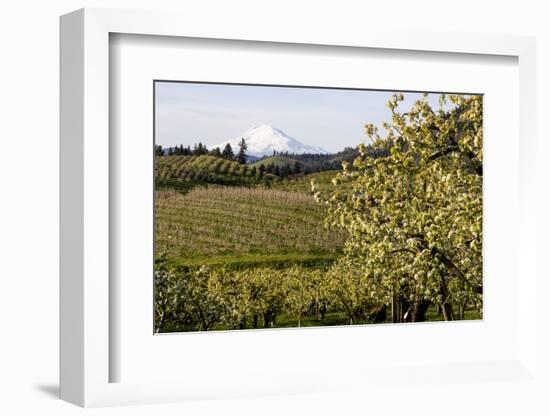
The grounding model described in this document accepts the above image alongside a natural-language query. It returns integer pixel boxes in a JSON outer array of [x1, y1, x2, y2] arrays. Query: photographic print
[[154, 81, 483, 333]]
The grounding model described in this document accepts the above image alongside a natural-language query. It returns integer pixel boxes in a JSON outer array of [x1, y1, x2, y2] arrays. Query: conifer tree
[[237, 138, 248, 164], [210, 147, 222, 158], [222, 143, 235, 160], [258, 164, 266, 177], [193, 142, 208, 156]]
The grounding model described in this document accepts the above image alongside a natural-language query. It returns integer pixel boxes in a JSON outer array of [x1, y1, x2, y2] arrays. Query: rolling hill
[[155, 154, 274, 191]]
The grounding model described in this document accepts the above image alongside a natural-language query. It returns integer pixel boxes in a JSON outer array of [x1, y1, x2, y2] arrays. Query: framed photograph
[[152, 81, 483, 334], [60, 8, 540, 409]]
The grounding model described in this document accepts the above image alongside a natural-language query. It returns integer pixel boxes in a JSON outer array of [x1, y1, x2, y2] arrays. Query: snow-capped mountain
[[211, 125, 328, 157]]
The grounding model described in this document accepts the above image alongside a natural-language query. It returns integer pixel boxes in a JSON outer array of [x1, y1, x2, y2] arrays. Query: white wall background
[[0, 1, 548, 415]]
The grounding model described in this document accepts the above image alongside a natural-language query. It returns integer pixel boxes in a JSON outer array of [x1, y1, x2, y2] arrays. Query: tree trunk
[[317, 305, 326, 320], [457, 304, 465, 320], [416, 301, 429, 322], [263, 312, 271, 328], [368, 305, 387, 323], [439, 275, 454, 321], [408, 301, 429, 322], [253, 314, 258, 328], [441, 303, 454, 321], [392, 290, 400, 323]]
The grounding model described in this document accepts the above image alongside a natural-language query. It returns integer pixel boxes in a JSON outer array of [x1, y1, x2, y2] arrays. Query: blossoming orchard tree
[[314, 94, 483, 322]]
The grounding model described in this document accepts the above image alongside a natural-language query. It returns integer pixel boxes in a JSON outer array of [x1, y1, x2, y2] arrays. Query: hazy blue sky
[[155, 82, 441, 153]]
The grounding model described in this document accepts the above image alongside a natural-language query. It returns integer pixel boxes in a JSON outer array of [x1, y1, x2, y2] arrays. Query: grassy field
[[155, 186, 346, 267]]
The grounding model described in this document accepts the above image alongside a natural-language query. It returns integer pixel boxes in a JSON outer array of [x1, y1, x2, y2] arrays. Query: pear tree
[[314, 94, 483, 321]]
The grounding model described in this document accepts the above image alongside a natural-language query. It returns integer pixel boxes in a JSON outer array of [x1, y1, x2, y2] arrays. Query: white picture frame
[[60, 7, 539, 408]]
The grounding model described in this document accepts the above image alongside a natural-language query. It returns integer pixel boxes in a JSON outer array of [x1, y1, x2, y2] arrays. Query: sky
[[154, 82, 443, 153]]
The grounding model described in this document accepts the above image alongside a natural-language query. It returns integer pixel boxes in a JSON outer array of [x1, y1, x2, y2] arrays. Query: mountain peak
[[212, 125, 328, 157], [247, 124, 281, 134]]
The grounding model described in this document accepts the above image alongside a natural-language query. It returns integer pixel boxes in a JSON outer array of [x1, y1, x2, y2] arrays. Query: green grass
[[424, 306, 482, 322], [274, 312, 349, 328], [155, 186, 346, 262], [160, 307, 483, 332], [168, 252, 338, 270], [264, 306, 482, 328]]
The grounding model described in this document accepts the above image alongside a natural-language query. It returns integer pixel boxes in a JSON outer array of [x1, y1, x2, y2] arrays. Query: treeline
[[156, 139, 248, 164], [262, 146, 360, 168], [255, 145, 391, 175], [255, 161, 304, 179], [156, 140, 392, 181]]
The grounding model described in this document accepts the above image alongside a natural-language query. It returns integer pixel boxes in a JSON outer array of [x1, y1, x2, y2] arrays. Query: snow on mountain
[[211, 125, 328, 157]]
